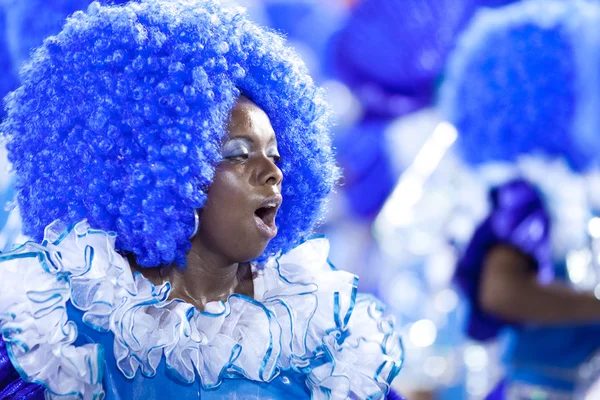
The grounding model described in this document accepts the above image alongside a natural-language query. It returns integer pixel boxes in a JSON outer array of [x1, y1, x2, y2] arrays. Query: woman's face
[[195, 96, 283, 263]]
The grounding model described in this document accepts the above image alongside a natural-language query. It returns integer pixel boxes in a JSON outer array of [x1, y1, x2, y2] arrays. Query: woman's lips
[[254, 212, 278, 239], [253, 195, 282, 239]]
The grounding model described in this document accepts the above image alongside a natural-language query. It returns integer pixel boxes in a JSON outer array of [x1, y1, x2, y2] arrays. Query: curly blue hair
[[2, 0, 121, 68], [0, 0, 128, 117], [439, 0, 600, 172], [2, 0, 338, 267]]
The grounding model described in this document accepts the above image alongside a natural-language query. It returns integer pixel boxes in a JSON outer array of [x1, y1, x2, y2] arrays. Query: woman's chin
[[228, 237, 272, 263], [244, 242, 271, 262]]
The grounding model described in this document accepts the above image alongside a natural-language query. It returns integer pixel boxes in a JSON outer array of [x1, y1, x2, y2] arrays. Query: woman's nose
[[258, 156, 283, 187]]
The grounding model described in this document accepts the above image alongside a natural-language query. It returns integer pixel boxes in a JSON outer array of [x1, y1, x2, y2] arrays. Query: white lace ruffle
[[0, 221, 403, 399]]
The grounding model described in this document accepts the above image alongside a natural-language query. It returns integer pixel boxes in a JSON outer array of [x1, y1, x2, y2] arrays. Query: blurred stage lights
[[434, 289, 459, 314], [409, 319, 437, 348], [374, 122, 457, 237], [386, 274, 422, 308], [425, 246, 457, 289], [588, 217, 600, 238], [423, 356, 447, 378], [566, 248, 592, 285], [594, 284, 600, 300], [463, 345, 489, 372], [466, 374, 489, 397]]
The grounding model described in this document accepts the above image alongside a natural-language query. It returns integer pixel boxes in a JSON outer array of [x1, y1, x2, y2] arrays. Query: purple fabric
[[0, 336, 45, 400], [329, 0, 518, 119], [485, 380, 506, 400], [454, 179, 553, 341], [387, 389, 405, 400]]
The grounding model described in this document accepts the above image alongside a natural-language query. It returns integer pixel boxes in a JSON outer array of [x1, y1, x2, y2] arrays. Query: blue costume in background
[[440, 2, 600, 396], [456, 180, 600, 398]]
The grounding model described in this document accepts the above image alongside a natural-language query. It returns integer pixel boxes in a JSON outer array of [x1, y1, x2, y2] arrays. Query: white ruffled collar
[[0, 220, 403, 400]]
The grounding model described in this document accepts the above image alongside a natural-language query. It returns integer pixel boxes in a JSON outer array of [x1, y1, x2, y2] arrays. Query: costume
[[0, 221, 403, 399], [456, 179, 600, 398], [0, 0, 403, 398], [439, 0, 600, 397]]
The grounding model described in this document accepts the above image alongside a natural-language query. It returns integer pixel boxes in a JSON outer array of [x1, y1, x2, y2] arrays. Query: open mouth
[[253, 196, 282, 239], [255, 205, 278, 227]]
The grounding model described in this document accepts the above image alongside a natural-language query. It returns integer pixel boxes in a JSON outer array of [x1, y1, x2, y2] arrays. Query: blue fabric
[[0, 225, 403, 399], [503, 322, 600, 392], [68, 302, 404, 399], [3, 302, 403, 398], [455, 179, 600, 395], [68, 304, 311, 400], [0, 337, 45, 400]]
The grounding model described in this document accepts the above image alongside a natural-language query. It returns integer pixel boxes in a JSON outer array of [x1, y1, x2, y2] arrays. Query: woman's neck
[[127, 240, 254, 311]]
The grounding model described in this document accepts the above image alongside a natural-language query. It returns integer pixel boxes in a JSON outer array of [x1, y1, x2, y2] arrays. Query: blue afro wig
[[0, 7, 18, 120], [440, 0, 600, 172], [0, 0, 128, 118], [1, 0, 128, 70], [2, 0, 338, 267]]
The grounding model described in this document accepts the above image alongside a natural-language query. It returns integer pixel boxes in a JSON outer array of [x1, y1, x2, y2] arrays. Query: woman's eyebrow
[[226, 135, 253, 144], [227, 135, 278, 146]]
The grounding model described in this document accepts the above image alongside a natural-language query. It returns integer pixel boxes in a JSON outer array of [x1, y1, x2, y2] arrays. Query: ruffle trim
[[0, 220, 403, 399]]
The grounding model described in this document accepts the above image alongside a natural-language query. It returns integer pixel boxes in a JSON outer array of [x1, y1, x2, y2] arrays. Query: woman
[[440, 1, 600, 397], [456, 179, 600, 399], [0, 0, 404, 399]]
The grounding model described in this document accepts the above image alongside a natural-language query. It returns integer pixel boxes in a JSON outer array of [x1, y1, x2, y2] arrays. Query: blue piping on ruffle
[[2, 222, 403, 399]]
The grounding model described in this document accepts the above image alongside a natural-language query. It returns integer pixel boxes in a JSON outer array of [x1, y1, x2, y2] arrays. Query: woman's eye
[[224, 154, 249, 163], [269, 154, 281, 164], [221, 139, 250, 162]]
